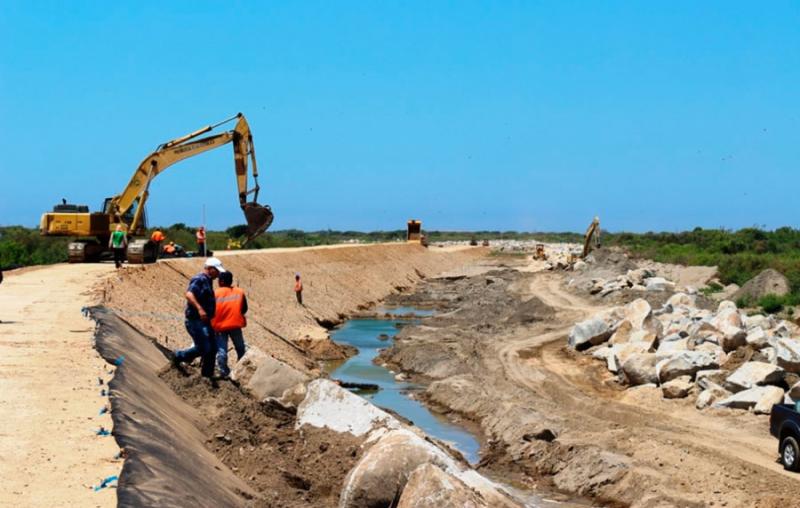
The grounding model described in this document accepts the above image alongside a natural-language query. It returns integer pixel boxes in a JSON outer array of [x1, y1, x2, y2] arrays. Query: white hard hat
[[204, 257, 226, 273]]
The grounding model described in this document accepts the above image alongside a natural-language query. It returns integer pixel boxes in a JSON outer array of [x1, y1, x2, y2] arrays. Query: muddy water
[[328, 316, 481, 464]]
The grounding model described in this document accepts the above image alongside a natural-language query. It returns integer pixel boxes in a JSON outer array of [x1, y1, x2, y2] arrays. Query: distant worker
[[108, 225, 128, 269], [196, 226, 207, 256], [294, 273, 303, 305], [150, 228, 166, 259], [173, 257, 225, 381], [211, 271, 248, 378], [163, 241, 177, 256]]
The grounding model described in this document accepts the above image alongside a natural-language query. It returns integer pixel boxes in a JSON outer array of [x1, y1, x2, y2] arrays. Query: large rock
[[733, 269, 791, 302], [397, 464, 488, 508], [621, 353, 659, 386], [568, 318, 612, 350], [645, 277, 675, 292], [623, 299, 652, 329], [710, 308, 747, 352], [606, 342, 654, 373], [788, 381, 800, 401], [340, 429, 518, 508], [667, 292, 697, 309], [714, 386, 785, 413], [656, 351, 719, 383], [724, 362, 784, 393], [230, 346, 309, 400], [696, 385, 731, 410], [296, 379, 400, 436], [776, 339, 800, 373], [662, 376, 693, 399], [745, 327, 773, 350]]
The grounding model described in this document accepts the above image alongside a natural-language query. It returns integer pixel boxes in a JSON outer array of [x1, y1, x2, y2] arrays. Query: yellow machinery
[[582, 216, 601, 258], [407, 220, 422, 242], [534, 243, 547, 260], [40, 113, 274, 263]]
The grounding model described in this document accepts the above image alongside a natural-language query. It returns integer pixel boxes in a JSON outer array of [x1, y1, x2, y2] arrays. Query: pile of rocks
[[568, 295, 800, 414], [585, 268, 679, 297]]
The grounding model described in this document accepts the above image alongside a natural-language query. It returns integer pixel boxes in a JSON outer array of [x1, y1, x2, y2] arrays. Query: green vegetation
[[4, 223, 800, 315]]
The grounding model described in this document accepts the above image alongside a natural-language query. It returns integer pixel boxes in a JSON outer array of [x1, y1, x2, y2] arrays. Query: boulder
[[724, 362, 785, 393], [757, 347, 777, 365], [656, 338, 689, 357], [788, 381, 800, 401], [717, 300, 738, 313], [626, 268, 655, 285], [397, 464, 488, 508], [714, 386, 785, 413], [296, 379, 400, 436], [754, 387, 787, 415], [733, 269, 791, 302], [623, 299, 652, 329], [230, 347, 309, 401], [568, 318, 612, 350], [656, 351, 720, 383], [662, 376, 693, 399], [621, 353, 659, 386], [696, 369, 724, 388], [609, 342, 654, 373], [667, 293, 697, 309], [340, 429, 517, 508], [745, 327, 772, 350], [696, 386, 730, 410], [645, 277, 675, 292], [719, 325, 747, 353], [776, 339, 800, 373], [609, 320, 633, 344]]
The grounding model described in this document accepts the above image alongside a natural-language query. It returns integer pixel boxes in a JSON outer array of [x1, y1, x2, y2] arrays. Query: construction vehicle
[[534, 243, 547, 260], [407, 220, 422, 242], [40, 113, 274, 263], [582, 216, 601, 258]]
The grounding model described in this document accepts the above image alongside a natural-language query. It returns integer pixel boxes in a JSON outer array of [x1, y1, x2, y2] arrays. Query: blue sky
[[1, 1, 798, 232]]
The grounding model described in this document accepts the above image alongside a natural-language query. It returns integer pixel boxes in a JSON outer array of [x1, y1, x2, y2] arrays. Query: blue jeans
[[175, 319, 216, 378], [216, 328, 246, 377]]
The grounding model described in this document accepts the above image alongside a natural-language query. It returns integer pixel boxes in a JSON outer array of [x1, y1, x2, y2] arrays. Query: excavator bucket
[[242, 202, 274, 245]]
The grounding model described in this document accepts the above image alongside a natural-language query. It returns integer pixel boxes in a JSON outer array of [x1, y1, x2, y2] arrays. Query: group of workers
[[171, 256, 304, 382], [107, 226, 208, 268]]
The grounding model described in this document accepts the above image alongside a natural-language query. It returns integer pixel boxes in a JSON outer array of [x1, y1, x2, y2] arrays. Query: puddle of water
[[329, 318, 481, 464]]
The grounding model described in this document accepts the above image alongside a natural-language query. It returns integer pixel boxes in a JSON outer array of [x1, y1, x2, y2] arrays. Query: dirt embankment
[[102, 243, 485, 374], [380, 265, 800, 507], [98, 243, 487, 505]]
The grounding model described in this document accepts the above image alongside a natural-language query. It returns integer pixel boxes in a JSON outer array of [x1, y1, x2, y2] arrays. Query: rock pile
[[584, 268, 680, 297], [568, 295, 800, 414]]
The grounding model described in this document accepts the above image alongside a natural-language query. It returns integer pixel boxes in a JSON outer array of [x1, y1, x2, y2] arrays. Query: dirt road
[[0, 264, 119, 507], [382, 265, 800, 507]]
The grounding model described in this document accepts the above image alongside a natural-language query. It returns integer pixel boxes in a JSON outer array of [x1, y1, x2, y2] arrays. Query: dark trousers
[[175, 319, 216, 377], [295, 290, 303, 305], [113, 248, 125, 268]]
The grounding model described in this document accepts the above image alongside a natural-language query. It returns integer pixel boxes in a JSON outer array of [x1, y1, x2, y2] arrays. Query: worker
[[108, 225, 127, 269], [294, 273, 303, 305], [163, 241, 176, 256], [173, 257, 225, 381], [150, 228, 166, 259], [196, 226, 207, 257], [211, 270, 248, 378]]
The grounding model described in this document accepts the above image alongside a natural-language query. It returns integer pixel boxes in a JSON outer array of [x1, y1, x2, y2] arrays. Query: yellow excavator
[[582, 216, 601, 258], [40, 113, 274, 263]]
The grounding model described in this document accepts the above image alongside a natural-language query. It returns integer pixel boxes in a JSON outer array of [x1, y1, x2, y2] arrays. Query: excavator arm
[[108, 113, 273, 240]]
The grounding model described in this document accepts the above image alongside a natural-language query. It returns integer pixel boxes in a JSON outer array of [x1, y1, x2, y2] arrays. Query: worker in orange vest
[[150, 229, 166, 259], [294, 273, 303, 305], [211, 270, 248, 377]]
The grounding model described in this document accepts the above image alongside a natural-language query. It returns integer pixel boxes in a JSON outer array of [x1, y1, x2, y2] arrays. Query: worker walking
[[294, 273, 303, 305], [173, 257, 225, 381], [196, 226, 207, 256], [108, 225, 128, 269], [211, 271, 248, 378]]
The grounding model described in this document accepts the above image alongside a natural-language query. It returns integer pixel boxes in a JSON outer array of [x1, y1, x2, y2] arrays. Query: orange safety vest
[[294, 280, 303, 292], [211, 287, 246, 332], [151, 230, 165, 242], [196, 229, 206, 243]]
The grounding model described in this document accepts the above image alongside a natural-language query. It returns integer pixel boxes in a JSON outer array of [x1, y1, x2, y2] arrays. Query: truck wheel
[[781, 436, 800, 472]]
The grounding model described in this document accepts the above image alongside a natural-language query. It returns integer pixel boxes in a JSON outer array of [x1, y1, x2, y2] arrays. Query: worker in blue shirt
[[173, 257, 225, 380]]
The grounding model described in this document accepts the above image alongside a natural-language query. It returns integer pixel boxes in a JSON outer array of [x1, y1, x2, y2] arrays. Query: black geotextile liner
[[89, 306, 255, 507]]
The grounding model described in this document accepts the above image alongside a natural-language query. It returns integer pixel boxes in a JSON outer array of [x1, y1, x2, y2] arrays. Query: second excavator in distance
[[39, 113, 274, 263]]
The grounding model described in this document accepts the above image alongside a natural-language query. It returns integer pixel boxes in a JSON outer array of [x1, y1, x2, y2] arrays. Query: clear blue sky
[[1, 1, 798, 232]]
